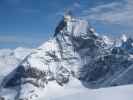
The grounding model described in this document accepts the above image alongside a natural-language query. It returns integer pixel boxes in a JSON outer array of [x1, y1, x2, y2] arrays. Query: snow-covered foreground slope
[[1, 78, 133, 100], [52, 85, 133, 100], [42, 79, 133, 100]]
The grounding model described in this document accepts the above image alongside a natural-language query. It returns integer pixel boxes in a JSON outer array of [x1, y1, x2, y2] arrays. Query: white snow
[[102, 35, 114, 46], [40, 78, 133, 100], [13, 47, 32, 59], [121, 34, 127, 42], [0, 47, 32, 83], [1, 77, 133, 100], [5, 76, 128, 100], [73, 20, 89, 37]]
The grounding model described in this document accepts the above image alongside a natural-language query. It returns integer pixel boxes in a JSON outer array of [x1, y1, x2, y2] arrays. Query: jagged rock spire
[[54, 18, 66, 37], [54, 10, 73, 37], [64, 9, 73, 21]]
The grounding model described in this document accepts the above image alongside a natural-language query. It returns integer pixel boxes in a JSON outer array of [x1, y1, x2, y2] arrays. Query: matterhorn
[[0, 13, 133, 100]]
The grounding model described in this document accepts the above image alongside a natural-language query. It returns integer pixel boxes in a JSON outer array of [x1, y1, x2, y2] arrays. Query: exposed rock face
[[0, 14, 133, 100]]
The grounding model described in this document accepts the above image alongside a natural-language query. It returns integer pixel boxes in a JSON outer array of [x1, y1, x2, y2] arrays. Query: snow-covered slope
[[46, 82, 133, 100], [0, 13, 133, 100], [1, 78, 133, 100], [0, 47, 32, 84]]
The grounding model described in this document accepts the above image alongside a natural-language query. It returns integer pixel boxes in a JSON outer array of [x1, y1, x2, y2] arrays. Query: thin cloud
[[73, 2, 81, 8], [83, 0, 133, 26], [56, 1, 82, 17], [0, 35, 43, 46], [5, 0, 22, 5]]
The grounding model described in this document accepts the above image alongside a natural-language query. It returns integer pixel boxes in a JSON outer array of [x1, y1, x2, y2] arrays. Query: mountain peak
[[64, 10, 73, 21], [54, 13, 97, 40], [1, 14, 133, 100]]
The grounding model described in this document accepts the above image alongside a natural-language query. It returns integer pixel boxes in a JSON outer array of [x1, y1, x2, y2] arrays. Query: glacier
[[0, 14, 133, 100]]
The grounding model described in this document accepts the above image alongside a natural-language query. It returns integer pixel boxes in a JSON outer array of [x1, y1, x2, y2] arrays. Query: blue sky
[[0, 0, 132, 48]]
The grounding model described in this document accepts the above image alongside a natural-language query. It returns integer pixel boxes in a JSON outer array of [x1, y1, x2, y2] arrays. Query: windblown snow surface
[[0, 14, 133, 100], [41, 80, 133, 100]]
